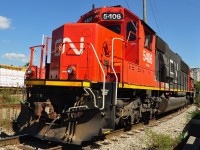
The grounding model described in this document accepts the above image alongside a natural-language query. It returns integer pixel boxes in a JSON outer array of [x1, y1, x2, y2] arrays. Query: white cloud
[[2, 39, 11, 43], [1, 53, 29, 63], [0, 16, 11, 30]]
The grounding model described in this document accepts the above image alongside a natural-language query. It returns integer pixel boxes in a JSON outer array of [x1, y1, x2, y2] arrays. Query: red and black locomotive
[[14, 5, 194, 145]]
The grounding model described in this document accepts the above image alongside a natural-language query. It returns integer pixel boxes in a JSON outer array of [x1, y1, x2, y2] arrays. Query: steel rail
[[0, 134, 27, 147], [104, 105, 192, 140]]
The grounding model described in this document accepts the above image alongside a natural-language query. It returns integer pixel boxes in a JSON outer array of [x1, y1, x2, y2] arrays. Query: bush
[[186, 94, 200, 120], [195, 94, 200, 108], [0, 89, 20, 104], [175, 132, 186, 144], [187, 109, 200, 120], [145, 130, 175, 150]]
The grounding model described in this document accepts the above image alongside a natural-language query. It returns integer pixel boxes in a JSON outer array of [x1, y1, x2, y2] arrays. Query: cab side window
[[170, 59, 175, 75], [144, 30, 152, 49], [126, 21, 136, 41]]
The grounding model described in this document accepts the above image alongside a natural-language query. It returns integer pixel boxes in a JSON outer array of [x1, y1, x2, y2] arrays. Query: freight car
[[14, 5, 194, 145]]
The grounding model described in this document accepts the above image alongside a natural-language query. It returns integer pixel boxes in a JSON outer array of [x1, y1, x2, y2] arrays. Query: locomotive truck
[[14, 5, 194, 145]]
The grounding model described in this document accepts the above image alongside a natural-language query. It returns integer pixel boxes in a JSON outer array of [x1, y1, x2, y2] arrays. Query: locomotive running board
[[25, 79, 91, 87]]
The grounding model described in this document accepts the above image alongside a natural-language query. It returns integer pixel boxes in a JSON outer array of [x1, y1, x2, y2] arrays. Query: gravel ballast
[[83, 105, 197, 150]]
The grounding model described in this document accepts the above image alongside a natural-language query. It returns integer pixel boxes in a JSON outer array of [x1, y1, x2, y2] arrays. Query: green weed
[[195, 94, 200, 108], [0, 89, 21, 104], [145, 130, 175, 150], [187, 109, 200, 121]]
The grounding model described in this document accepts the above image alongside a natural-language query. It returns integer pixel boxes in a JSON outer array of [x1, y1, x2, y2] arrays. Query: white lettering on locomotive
[[143, 50, 152, 64], [62, 37, 84, 55], [54, 37, 84, 56]]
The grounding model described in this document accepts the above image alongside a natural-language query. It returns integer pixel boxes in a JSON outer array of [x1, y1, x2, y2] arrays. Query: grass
[[144, 130, 176, 150], [144, 130, 187, 150], [0, 88, 23, 104], [0, 88, 22, 132], [0, 117, 13, 132], [187, 109, 200, 120], [195, 94, 200, 108], [0, 106, 18, 132], [143, 94, 200, 150], [187, 94, 200, 120]]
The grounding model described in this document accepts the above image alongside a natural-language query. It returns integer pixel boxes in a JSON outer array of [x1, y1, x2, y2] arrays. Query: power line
[[124, 0, 131, 11], [149, 0, 163, 38], [150, 0, 167, 41], [124, 0, 167, 41]]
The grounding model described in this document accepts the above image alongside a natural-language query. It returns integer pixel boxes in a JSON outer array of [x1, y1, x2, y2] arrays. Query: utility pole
[[143, 0, 147, 23]]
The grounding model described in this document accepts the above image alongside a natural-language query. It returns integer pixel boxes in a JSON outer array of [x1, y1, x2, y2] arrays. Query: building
[[190, 68, 200, 82], [0, 64, 26, 87]]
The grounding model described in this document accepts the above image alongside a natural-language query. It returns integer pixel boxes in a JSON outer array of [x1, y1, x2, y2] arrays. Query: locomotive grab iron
[[14, 5, 194, 145]]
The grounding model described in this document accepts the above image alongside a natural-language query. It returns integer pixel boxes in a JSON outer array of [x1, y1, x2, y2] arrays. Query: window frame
[[126, 21, 137, 41], [144, 30, 153, 50]]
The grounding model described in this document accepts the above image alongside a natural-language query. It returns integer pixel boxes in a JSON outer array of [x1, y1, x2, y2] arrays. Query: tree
[[195, 81, 200, 94], [24, 62, 29, 67]]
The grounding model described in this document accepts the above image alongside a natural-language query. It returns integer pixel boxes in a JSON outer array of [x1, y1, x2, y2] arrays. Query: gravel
[[83, 105, 197, 150]]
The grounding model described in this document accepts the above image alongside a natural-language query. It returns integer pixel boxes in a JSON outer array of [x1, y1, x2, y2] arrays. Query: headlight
[[67, 67, 73, 74], [27, 68, 33, 74], [67, 66, 76, 74]]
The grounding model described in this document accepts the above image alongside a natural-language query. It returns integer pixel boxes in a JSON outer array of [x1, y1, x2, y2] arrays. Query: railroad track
[[0, 134, 27, 147], [0, 134, 64, 150], [104, 105, 192, 140], [0, 103, 21, 109], [104, 123, 147, 140]]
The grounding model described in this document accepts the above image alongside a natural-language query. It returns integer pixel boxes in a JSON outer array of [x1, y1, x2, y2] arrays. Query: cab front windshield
[[105, 25, 121, 34]]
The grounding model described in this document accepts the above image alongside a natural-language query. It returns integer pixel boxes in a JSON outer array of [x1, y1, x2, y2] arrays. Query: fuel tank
[[158, 96, 187, 114]]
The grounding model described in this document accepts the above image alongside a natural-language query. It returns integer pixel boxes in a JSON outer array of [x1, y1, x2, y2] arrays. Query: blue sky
[[0, 0, 200, 68]]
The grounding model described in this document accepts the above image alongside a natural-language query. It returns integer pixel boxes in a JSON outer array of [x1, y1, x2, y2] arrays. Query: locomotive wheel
[[12, 120, 20, 132], [142, 112, 150, 125], [123, 116, 132, 131]]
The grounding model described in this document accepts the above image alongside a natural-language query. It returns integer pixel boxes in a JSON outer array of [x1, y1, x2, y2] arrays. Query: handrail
[[88, 43, 106, 110], [127, 31, 137, 42], [29, 45, 45, 79], [68, 105, 88, 111], [84, 87, 98, 109], [111, 38, 124, 105]]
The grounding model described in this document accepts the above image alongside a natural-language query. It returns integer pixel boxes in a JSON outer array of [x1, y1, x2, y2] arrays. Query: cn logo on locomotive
[[54, 37, 84, 56]]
